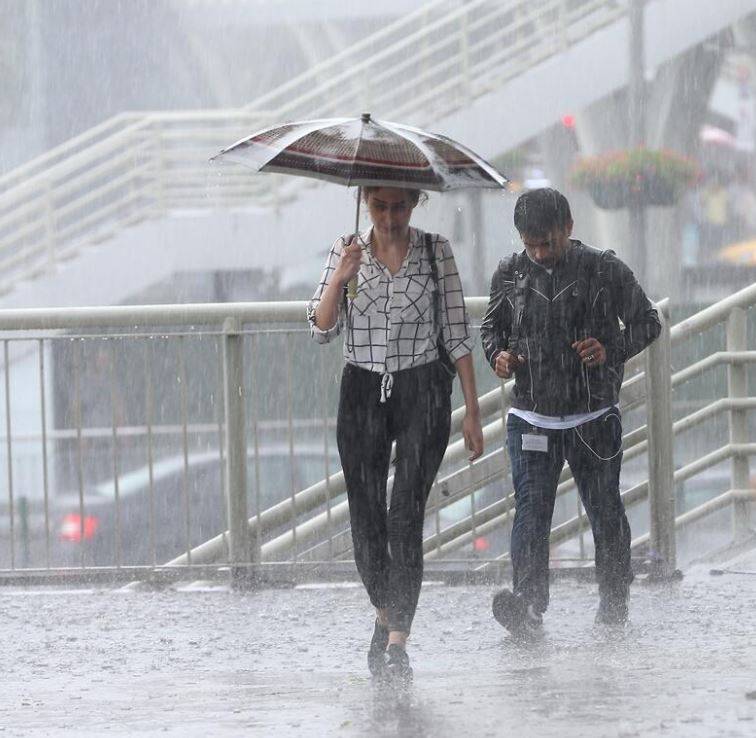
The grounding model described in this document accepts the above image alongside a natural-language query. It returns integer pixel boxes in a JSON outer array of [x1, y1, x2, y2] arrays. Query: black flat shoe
[[368, 620, 389, 676], [492, 588, 543, 636], [385, 643, 412, 686], [595, 596, 629, 625]]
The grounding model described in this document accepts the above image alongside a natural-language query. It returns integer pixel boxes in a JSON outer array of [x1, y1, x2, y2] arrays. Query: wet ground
[[1, 558, 755, 737]]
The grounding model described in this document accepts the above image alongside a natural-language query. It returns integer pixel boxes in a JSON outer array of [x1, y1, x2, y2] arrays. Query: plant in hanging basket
[[570, 148, 699, 210]]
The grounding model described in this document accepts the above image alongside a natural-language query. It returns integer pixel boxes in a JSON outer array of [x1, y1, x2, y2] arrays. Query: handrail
[[156, 286, 756, 567], [2, 283, 747, 570], [671, 282, 756, 342], [0, 281, 751, 574], [428, 302, 756, 563], [0, 113, 142, 191]]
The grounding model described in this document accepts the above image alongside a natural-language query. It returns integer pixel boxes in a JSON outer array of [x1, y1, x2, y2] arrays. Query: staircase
[[1, 0, 755, 307]]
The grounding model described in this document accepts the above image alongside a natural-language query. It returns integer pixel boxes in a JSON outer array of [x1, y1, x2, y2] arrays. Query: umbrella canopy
[[211, 113, 508, 191]]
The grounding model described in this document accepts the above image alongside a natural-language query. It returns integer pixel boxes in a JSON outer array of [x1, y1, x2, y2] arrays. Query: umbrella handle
[[347, 277, 358, 299], [346, 186, 362, 300]]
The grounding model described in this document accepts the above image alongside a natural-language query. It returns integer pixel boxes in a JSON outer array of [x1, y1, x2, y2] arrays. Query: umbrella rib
[[212, 117, 352, 164], [380, 120, 444, 189], [432, 131, 508, 184], [380, 117, 507, 187], [347, 118, 370, 189]]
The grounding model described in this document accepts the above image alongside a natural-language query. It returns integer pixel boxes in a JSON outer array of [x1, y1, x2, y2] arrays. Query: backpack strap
[[424, 233, 456, 378], [508, 254, 529, 355], [423, 232, 441, 335]]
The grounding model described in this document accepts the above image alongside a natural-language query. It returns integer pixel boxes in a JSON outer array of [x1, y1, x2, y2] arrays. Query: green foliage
[[570, 148, 699, 192]]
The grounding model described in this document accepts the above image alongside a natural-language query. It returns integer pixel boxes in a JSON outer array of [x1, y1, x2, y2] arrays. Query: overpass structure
[[0, 0, 755, 309]]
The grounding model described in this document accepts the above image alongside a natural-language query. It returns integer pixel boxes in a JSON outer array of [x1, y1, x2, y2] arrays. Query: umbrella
[[211, 113, 508, 296]]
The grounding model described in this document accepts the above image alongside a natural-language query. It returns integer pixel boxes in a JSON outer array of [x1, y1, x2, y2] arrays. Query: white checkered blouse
[[307, 227, 473, 375]]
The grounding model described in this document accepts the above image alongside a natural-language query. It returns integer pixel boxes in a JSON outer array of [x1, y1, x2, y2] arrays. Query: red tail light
[[473, 536, 490, 552], [60, 513, 99, 542]]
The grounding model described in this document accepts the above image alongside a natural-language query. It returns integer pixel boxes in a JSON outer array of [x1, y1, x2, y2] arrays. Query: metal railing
[[0, 0, 629, 297], [0, 284, 752, 582]]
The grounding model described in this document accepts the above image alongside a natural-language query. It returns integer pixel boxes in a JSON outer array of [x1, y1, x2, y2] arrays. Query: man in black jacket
[[481, 188, 660, 631]]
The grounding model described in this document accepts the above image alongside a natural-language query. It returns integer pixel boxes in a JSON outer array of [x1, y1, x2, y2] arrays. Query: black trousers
[[337, 361, 451, 633], [506, 410, 633, 614]]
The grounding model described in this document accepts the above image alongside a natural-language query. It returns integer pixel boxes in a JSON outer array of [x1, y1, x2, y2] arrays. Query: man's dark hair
[[513, 188, 572, 236]]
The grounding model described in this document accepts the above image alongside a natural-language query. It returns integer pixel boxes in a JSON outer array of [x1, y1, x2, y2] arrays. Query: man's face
[[520, 222, 573, 268]]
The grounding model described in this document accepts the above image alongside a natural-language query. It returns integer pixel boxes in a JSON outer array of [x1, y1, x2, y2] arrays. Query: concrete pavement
[[1, 564, 754, 737]]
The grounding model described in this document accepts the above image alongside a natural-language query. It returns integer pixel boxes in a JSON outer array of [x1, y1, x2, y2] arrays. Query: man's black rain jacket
[[480, 240, 661, 417]]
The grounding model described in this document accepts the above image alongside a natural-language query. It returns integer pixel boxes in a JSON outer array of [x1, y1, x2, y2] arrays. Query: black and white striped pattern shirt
[[307, 227, 473, 374]]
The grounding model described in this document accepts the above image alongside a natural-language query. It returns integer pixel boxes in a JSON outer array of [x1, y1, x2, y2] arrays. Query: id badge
[[522, 433, 548, 453]]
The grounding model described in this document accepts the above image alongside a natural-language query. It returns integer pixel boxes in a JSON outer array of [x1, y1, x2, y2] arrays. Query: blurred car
[[54, 444, 340, 567]]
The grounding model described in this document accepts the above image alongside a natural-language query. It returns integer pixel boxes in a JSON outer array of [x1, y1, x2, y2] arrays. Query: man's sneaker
[[367, 620, 389, 676], [595, 595, 629, 625], [385, 643, 412, 686], [492, 589, 543, 636]]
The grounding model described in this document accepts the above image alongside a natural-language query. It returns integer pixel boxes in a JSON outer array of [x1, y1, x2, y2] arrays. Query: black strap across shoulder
[[424, 233, 457, 378], [509, 254, 529, 355]]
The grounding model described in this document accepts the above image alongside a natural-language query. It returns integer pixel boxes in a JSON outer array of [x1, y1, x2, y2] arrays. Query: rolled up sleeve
[[306, 240, 344, 344]]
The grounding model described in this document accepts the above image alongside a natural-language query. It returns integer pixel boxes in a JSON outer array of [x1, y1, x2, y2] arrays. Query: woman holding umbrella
[[307, 185, 484, 683], [214, 113, 503, 682]]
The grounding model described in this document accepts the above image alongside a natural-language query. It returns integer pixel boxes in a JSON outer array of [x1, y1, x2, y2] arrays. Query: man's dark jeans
[[506, 410, 633, 614]]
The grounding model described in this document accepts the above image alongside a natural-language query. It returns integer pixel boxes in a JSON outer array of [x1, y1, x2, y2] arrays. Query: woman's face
[[366, 188, 415, 239]]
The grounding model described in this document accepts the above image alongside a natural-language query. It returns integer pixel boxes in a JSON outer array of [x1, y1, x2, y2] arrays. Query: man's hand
[[462, 412, 484, 462], [333, 236, 362, 286], [572, 337, 606, 366], [494, 350, 526, 379]]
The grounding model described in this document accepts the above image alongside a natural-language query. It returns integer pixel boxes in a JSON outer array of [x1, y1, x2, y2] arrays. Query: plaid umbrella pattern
[[211, 113, 508, 191]]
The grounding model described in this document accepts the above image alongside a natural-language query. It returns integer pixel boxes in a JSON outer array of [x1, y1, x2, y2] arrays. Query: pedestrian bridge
[[0, 249, 753, 738], [1, 565, 754, 736]]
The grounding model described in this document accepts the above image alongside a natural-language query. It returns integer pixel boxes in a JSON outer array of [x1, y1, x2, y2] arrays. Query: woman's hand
[[454, 353, 484, 461], [313, 237, 361, 332], [463, 411, 484, 462], [333, 236, 362, 286]]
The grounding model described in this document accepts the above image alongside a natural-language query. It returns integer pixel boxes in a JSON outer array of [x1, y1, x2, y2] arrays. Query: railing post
[[43, 178, 56, 269], [222, 316, 252, 587], [645, 308, 676, 577], [727, 307, 751, 538]]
